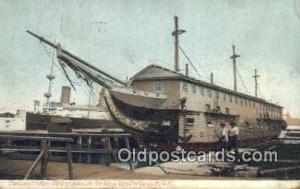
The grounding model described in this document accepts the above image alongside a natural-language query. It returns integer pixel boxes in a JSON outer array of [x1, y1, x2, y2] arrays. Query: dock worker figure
[[228, 121, 239, 156], [219, 123, 229, 151]]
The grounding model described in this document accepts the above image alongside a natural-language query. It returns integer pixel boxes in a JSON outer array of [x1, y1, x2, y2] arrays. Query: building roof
[[0, 112, 15, 118], [131, 64, 283, 108]]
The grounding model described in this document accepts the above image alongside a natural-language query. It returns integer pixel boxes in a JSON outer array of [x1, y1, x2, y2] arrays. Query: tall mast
[[172, 16, 185, 72], [253, 69, 260, 97], [230, 45, 240, 91], [44, 57, 55, 106]]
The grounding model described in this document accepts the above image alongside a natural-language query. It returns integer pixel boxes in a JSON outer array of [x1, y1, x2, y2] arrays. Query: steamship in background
[[2, 16, 286, 149], [0, 85, 114, 132], [27, 84, 113, 131], [0, 51, 114, 132]]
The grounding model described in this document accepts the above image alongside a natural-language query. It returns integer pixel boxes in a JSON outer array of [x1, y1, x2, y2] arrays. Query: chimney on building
[[60, 86, 71, 106], [185, 63, 189, 76]]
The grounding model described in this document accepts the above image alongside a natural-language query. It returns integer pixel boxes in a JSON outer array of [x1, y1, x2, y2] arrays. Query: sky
[[0, 0, 300, 117]]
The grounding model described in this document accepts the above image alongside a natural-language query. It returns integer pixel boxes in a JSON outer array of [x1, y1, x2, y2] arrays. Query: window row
[[205, 104, 230, 114], [181, 82, 281, 113]]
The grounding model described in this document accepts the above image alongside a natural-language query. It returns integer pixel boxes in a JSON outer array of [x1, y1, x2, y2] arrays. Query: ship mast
[[44, 57, 55, 106], [230, 45, 240, 91], [253, 69, 260, 97], [172, 16, 185, 72]]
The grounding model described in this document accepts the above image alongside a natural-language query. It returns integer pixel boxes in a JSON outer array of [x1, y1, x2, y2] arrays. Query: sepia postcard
[[0, 0, 300, 188]]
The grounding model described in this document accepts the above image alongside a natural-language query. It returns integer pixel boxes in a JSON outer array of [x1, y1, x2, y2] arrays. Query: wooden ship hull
[[102, 88, 181, 146], [102, 86, 286, 150]]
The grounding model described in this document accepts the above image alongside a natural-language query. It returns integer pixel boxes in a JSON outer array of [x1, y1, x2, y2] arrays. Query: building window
[[182, 82, 188, 93], [207, 89, 212, 98], [245, 121, 250, 127], [229, 95, 233, 103], [215, 91, 219, 99], [240, 98, 243, 105], [200, 86, 204, 96], [162, 120, 171, 126], [235, 96, 238, 104], [216, 106, 220, 112], [225, 107, 229, 114], [155, 81, 163, 92], [207, 121, 214, 127], [205, 104, 211, 112], [245, 100, 248, 106], [223, 93, 227, 101], [185, 117, 195, 127], [192, 84, 196, 94]]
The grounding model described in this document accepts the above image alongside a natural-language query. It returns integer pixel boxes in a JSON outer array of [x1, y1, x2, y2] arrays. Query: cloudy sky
[[0, 0, 300, 117]]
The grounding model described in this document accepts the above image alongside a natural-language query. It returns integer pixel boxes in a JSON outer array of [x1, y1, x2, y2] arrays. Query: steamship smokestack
[[60, 86, 71, 106]]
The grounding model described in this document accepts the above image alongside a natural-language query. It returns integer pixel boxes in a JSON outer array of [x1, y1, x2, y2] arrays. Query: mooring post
[[87, 136, 92, 163], [66, 142, 74, 180], [7, 138, 12, 146], [124, 136, 133, 171], [40, 140, 49, 179], [111, 137, 119, 162], [105, 136, 111, 166], [77, 136, 82, 163]]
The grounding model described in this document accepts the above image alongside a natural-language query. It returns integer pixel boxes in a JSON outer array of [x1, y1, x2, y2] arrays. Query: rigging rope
[[236, 69, 250, 94], [258, 84, 264, 99], [178, 45, 234, 89], [40, 41, 102, 106], [178, 44, 201, 78], [41, 43, 90, 90], [41, 43, 69, 82]]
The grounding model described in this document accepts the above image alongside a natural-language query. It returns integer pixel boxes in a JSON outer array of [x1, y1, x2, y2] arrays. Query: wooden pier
[[0, 130, 134, 179], [0, 134, 74, 179]]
